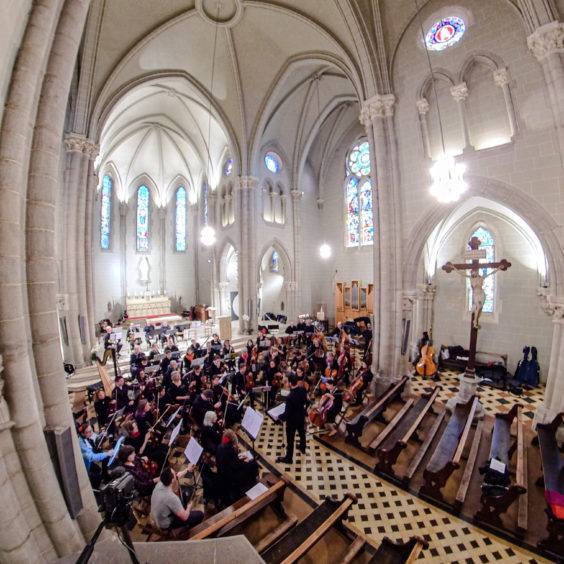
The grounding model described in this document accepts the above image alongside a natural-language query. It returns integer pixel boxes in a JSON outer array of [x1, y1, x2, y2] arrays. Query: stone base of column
[[445, 373, 485, 420]]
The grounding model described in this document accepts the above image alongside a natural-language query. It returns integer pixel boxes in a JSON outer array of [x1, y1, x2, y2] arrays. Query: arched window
[[345, 141, 373, 247], [175, 186, 187, 252], [100, 174, 112, 249], [136, 185, 150, 251], [467, 227, 495, 314], [224, 158, 233, 176], [203, 181, 208, 223], [264, 152, 281, 173], [271, 250, 279, 272]]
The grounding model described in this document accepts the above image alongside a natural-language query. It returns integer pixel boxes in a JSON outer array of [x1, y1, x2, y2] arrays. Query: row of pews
[[339, 376, 564, 560], [141, 473, 427, 562]]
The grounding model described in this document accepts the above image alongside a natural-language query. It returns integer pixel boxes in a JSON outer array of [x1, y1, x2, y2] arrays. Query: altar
[[126, 294, 171, 318]]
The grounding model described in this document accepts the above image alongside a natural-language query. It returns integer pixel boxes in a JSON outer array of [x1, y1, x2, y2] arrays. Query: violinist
[[210, 375, 224, 407], [182, 347, 194, 374], [209, 356, 225, 379], [308, 336, 326, 372], [113, 375, 134, 412], [231, 363, 247, 399], [94, 388, 112, 428], [201, 410, 223, 456], [264, 359, 282, 410], [137, 369, 155, 403], [322, 379, 343, 437], [122, 419, 165, 469], [350, 360, 373, 406], [130, 344, 145, 371], [117, 444, 159, 497], [168, 372, 190, 404], [362, 322, 373, 360], [160, 349, 173, 376], [337, 345, 352, 386], [162, 359, 179, 389], [211, 333, 222, 348], [220, 339, 234, 358], [192, 389, 217, 427], [244, 364, 255, 409], [148, 342, 161, 361], [78, 423, 114, 488], [134, 399, 153, 437]]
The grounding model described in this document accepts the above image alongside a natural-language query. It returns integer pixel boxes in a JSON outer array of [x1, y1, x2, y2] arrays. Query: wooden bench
[[474, 404, 527, 530], [345, 376, 408, 448], [368, 536, 428, 564], [260, 494, 357, 564], [373, 386, 441, 477], [188, 475, 290, 540], [536, 412, 564, 558], [420, 396, 479, 503]]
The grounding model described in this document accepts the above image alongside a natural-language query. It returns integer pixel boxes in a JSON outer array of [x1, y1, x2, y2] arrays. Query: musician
[[182, 347, 194, 373], [209, 356, 225, 378], [144, 322, 156, 346], [160, 350, 173, 376], [130, 344, 145, 373], [134, 399, 153, 438], [275, 373, 308, 464], [104, 326, 122, 354], [203, 342, 215, 372], [126, 323, 140, 350], [245, 339, 255, 356], [304, 319, 315, 341], [148, 342, 161, 360], [238, 348, 251, 370], [78, 423, 113, 488], [211, 333, 221, 347], [324, 353, 338, 381], [113, 375, 134, 412], [168, 372, 190, 404], [123, 418, 167, 469], [330, 321, 345, 340], [190, 338, 203, 357], [150, 466, 204, 532], [264, 359, 282, 410], [362, 322, 372, 360], [308, 336, 325, 372], [137, 369, 155, 403], [337, 345, 353, 386], [118, 444, 159, 497], [160, 321, 174, 345], [290, 349, 306, 370], [93, 388, 112, 428], [162, 359, 179, 390], [220, 339, 234, 358], [216, 429, 259, 505], [184, 363, 204, 390], [192, 389, 217, 427], [201, 410, 223, 456], [323, 379, 343, 437], [231, 363, 248, 399], [163, 337, 179, 353], [351, 360, 373, 406], [210, 375, 224, 407]]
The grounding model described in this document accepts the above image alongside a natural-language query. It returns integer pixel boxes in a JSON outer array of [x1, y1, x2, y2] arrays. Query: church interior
[[1, 0, 564, 562]]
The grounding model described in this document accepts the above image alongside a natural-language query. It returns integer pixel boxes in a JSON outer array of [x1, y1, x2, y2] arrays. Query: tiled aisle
[[244, 414, 551, 563]]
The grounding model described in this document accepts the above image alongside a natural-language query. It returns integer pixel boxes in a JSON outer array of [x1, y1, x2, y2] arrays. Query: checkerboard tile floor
[[243, 414, 551, 563], [410, 369, 545, 421]]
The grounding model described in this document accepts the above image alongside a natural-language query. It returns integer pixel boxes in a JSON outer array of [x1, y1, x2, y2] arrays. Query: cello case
[[513, 346, 530, 383], [522, 346, 539, 387]]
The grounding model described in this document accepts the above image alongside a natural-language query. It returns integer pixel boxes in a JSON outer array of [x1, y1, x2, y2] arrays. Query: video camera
[[101, 473, 137, 527]]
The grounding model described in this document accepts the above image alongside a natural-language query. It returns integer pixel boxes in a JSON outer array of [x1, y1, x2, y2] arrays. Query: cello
[[309, 394, 333, 427], [415, 329, 437, 377]]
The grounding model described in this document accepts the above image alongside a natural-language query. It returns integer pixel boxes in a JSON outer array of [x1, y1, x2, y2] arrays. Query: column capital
[[234, 176, 258, 190], [290, 189, 303, 201], [316, 198, 324, 209], [64, 133, 99, 158], [416, 283, 436, 300], [218, 281, 229, 290], [402, 290, 417, 312], [416, 98, 430, 115], [493, 68, 509, 87], [527, 21, 564, 60], [359, 94, 396, 126], [450, 82, 469, 102], [537, 288, 564, 319], [285, 281, 298, 291]]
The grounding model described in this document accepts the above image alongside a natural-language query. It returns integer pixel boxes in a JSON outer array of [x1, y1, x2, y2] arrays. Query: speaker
[[401, 318, 411, 356], [44, 426, 83, 518]]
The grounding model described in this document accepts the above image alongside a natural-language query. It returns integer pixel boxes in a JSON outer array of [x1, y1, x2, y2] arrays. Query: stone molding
[[290, 190, 303, 201], [527, 21, 564, 60], [450, 82, 469, 102], [285, 281, 297, 291], [537, 288, 564, 319], [64, 133, 99, 158], [416, 283, 436, 300], [416, 98, 430, 115], [359, 94, 396, 126], [493, 68, 509, 87], [316, 198, 324, 209], [234, 176, 258, 191], [402, 290, 417, 312]]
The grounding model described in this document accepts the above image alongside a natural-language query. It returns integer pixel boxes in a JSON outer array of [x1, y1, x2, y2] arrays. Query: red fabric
[[222, 436, 230, 444]]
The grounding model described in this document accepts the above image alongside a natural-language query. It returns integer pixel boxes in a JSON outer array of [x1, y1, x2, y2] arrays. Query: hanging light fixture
[[415, 0, 467, 203], [319, 243, 331, 259]]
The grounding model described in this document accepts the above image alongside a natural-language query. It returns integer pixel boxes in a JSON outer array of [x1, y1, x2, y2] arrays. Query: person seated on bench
[[216, 429, 259, 505], [150, 466, 204, 532]]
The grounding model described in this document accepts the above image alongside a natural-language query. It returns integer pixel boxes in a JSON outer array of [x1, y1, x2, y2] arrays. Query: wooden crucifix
[[442, 236, 511, 378]]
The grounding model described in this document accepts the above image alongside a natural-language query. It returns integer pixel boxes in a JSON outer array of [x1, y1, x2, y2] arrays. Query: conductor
[[276, 373, 309, 464]]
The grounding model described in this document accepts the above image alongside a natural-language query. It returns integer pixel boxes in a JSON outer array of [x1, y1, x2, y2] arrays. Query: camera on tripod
[[101, 472, 137, 527]]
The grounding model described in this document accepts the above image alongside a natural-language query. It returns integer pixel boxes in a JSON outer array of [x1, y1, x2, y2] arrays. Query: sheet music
[[490, 458, 506, 474], [108, 435, 125, 467], [169, 420, 182, 446], [241, 407, 263, 441], [246, 482, 268, 500], [166, 407, 180, 427], [267, 403, 286, 419], [184, 437, 203, 465]]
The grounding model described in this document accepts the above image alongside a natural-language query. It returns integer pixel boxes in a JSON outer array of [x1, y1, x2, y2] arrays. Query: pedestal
[[217, 315, 232, 341], [445, 373, 485, 419]]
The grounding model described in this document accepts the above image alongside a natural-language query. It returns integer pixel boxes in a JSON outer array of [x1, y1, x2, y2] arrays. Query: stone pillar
[[360, 94, 403, 385], [450, 82, 471, 151], [119, 202, 128, 301], [527, 22, 564, 159], [236, 176, 259, 331], [416, 98, 432, 159], [193, 203, 201, 305], [159, 207, 166, 293], [413, 284, 436, 359], [493, 68, 518, 138], [218, 281, 230, 316], [279, 193, 287, 223], [84, 159, 98, 347], [290, 190, 303, 320], [533, 293, 564, 441]]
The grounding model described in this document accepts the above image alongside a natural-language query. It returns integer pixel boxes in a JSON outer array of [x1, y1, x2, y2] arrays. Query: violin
[[246, 371, 255, 390], [309, 393, 333, 427], [142, 458, 159, 476], [272, 370, 283, 388]]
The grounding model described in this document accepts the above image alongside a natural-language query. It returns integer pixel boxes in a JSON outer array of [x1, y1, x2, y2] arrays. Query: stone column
[[360, 94, 403, 385], [236, 176, 259, 331], [416, 98, 432, 159], [493, 68, 518, 138], [279, 193, 287, 224], [193, 203, 201, 304], [527, 22, 564, 159], [84, 158, 98, 347], [533, 293, 564, 441], [290, 190, 303, 320], [413, 284, 436, 359], [450, 82, 471, 151], [218, 281, 230, 316], [159, 207, 166, 293], [119, 202, 128, 301]]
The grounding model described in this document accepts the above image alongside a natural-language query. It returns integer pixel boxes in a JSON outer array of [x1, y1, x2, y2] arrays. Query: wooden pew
[[260, 494, 357, 564], [536, 412, 564, 558], [367, 536, 428, 564], [373, 386, 441, 477], [188, 475, 290, 540], [345, 376, 408, 448], [420, 396, 479, 503], [474, 404, 527, 529]]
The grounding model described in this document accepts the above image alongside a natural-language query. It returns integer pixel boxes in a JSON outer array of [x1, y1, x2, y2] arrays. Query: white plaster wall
[[0, 0, 32, 130]]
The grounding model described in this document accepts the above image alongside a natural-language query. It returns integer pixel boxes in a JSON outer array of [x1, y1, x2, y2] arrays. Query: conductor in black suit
[[276, 373, 309, 464]]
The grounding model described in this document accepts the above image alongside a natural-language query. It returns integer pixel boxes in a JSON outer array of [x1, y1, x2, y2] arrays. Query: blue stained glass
[[224, 158, 233, 176], [347, 141, 371, 177], [136, 185, 149, 251], [346, 177, 359, 247], [100, 174, 112, 249], [175, 187, 186, 252], [271, 250, 279, 273], [426, 17, 465, 52], [467, 227, 495, 314], [264, 152, 280, 173], [203, 182, 208, 224], [360, 179, 373, 245]]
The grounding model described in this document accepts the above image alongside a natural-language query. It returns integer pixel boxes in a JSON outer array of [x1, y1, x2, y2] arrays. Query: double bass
[[416, 329, 437, 377]]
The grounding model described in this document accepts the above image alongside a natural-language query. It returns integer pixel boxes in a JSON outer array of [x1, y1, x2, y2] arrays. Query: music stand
[[241, 406, 263, 456]]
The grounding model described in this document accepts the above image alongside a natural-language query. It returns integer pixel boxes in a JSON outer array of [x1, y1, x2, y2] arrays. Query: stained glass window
[[271, 250, 279, 273], [466, 227, 495, 314], [136, 185, 149, 252], [264, 152, 280, 173], [224, 158, 233, 176], [203, 181, 208, 224], [425, 17, 465, 51], [100, 174, 112, 249], [175, 186, 186, 252], [345, 142, 373, 247]]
